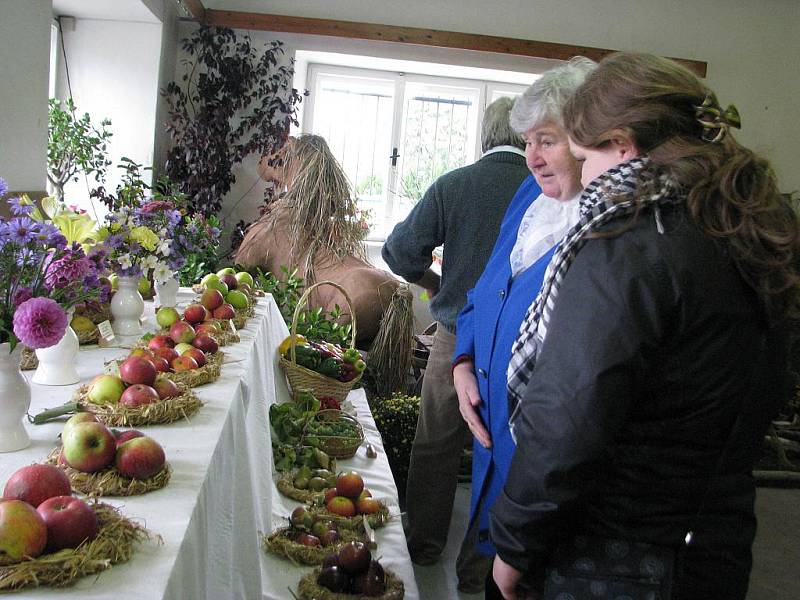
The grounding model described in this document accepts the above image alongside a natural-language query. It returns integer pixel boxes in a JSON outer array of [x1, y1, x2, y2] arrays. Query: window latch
[[389, 147, 400, 167]]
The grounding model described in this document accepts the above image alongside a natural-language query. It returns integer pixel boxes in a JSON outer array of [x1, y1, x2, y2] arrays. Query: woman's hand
[[453, 360, 491, 448], [493, 555, 539, 600]]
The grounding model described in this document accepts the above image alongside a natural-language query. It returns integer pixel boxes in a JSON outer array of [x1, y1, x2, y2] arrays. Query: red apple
[[220, 273, 238, 291], [358, 489, 372, 500], [356, 497, 381, 515], [169, 320, 195, 344], [2, 464, 72, 507], [296, 532, 321, 547], [86, 374, 125, 405], [200, 288, 224, 311], [62, 421, 117, 473], [181, 347, 206, 368], [144, 354, 170, 373], [153, 377, 181, 400], [37, 496, 98, 551], [192, 334, 219, 354], [129, 347, 153, 359], [119, 355, 157, 387], [115, 437, 166, 480], [0, 499, 47, 565], [337, 541, 372, 574], [171, 355, 198, 371], [148, 335, 175, 351], [336, 472, 364, 499], [212, 304, 236, 320], [324, 488, 339, 505], [326, 496, 356, 518], [183, 303, 208, 325], [195, 322, 220, 335], [114, 429, 145, 447], [152, 346, 179, 364], [119, 384, 160, 408]]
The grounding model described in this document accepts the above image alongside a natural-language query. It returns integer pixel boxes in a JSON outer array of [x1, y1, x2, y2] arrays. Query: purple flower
[[44, 248, 92, 290], [12, 296, 68, 349], [7, 216, 37, 245], [139, 200, 175, 213], [106, 233, 125, 249], [0, 177, 7, 198], [12, 287, 33, 307], [8, 197, 33, 216]]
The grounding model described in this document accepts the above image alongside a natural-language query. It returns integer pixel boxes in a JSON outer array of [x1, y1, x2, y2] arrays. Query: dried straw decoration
[[276, 475, 327, 503], [0, 502, 152, 592], [233, 305, 256, 329], [158, 350, 224, 387], [71, 384, 202, 427], [366, 285, 414, 399], [297, 566, 405, 600], [308, 501, 391, 530], [46, 449, 171, 496], [281, 135, 366, 281], [75, 301, 112, 324], [261, 526, 367, 565], [19, 346, 37, 371]]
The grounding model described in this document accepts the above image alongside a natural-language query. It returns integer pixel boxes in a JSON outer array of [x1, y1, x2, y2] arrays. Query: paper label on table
[[97, 320, 116, 346], [103, 359, 121, 377], [227, 319, 237, 334]]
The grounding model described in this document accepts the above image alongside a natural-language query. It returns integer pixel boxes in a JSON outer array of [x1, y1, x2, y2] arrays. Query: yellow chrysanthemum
[[130, 226, 159, 251]]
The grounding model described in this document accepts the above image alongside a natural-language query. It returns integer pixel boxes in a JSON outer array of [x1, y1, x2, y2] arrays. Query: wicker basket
[[304, 409, 364, 459], [279, 281, 362, 403]]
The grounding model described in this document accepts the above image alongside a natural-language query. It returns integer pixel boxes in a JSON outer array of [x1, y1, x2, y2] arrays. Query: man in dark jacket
[[382, 96, 530, 592]]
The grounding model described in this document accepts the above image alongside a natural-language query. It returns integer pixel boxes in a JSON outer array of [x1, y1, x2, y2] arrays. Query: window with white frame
[[305, 63, 529, 239]]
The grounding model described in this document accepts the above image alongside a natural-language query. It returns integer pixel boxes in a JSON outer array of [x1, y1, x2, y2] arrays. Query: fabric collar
[[482, 145, 526, 158]]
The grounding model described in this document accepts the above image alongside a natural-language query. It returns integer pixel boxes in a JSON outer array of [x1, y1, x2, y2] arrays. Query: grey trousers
[[404, 325, 492, 586]]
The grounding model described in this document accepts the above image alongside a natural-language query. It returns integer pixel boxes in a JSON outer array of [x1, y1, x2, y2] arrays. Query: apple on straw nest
[[44, 415, 171, 497], [0, 464, 153, 591]]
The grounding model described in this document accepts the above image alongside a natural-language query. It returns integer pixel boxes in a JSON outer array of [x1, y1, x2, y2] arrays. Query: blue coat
[[453, 175, 555, 556]]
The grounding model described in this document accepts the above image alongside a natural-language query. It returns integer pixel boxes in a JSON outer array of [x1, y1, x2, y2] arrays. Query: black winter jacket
[[489, 204, 790, 599]]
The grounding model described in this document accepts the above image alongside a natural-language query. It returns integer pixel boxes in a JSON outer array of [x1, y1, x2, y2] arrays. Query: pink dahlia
[[12, 286, 33, 307], [44, 252, 92, 290], [140, 200, 174, 213], [12, 297, 68, 349]]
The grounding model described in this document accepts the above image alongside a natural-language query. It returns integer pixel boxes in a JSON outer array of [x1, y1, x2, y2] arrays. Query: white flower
[[152, 262, 173, 284], [140, 255, 158, 270], [157, 239, 172, 256], [118, 253, 133, 269]]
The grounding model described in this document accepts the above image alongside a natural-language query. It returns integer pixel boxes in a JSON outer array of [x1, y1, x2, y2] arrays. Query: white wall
[[0, 0, 52, 193], [55, 18, 162, 216], [207, 0, 800, 195]]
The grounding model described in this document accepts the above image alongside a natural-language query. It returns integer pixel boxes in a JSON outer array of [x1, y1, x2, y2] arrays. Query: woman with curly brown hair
[[490, 53, 800, 600]]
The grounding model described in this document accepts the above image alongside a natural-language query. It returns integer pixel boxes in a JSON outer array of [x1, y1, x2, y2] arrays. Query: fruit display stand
[[2, 287, 420, 600]]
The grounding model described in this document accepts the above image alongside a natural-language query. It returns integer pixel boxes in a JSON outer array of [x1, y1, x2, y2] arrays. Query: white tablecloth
[[0, 290, 419, 600]]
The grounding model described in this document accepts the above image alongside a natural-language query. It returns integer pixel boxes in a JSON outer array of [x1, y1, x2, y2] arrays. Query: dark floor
[[412, 485, 800, 599]]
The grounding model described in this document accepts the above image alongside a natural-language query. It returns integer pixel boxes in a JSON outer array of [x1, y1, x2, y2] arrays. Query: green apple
[[62, 412, 99, 440], [86, 374, 125, 405], [201, 273, 220, 287], [0, 500, 47, 565], [226, 290, 249, 310], [108, 273, 119, 291], [138, 277, 151, 295], [216, 267, 236, 277], [206, 279, 229, 296], [174, 342, 194, 355], [235, 271, 254, 287], [156, 306, 181, 328]]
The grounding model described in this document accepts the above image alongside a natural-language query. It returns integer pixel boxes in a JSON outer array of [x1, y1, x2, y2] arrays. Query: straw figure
[[235, 135, 400, 348]]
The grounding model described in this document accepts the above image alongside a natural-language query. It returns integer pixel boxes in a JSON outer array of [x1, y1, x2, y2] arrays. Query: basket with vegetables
[[304, 409, 364, 459], [279, 281, 365, 403]]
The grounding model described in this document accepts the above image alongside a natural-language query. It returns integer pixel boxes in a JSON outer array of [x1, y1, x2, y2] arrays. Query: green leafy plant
[[47, 98, 112, 202]]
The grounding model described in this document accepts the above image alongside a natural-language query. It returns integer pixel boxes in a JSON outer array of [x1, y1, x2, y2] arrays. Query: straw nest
[[75, 302, 112, 324], [297, 567, 405, 600], [19, 346, 37, 371], [233, 305, 256, 329], [276, 474, 328, 503], [71, 384, 202, 427], [46, 448, 171, 496], [159, 350, 223, 387], [261, 527, 367, 566], [308, 502, 391, 530], [0, 502, 152, 592]]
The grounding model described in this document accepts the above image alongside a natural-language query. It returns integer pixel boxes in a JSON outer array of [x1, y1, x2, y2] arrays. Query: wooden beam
[[204, 9, 707, 77], [182, 0, 206, 22]]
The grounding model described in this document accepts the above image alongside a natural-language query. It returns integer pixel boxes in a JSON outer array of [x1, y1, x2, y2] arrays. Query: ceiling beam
[[182, 0, 206, 22], [203, 9, 707, 77]]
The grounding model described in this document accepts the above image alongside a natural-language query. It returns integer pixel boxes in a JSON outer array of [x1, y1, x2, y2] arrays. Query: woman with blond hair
[[491, 53, 799, 599]]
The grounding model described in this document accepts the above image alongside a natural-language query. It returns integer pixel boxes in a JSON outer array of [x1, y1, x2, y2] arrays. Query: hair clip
[[694, 94, 741, 143]]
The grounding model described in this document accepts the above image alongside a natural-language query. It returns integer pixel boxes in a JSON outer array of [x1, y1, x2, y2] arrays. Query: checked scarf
[[506, 156, 680, 441]]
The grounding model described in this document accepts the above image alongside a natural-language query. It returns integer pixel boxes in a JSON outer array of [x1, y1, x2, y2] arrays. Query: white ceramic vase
[[111, 275, 144, 337], [32, 308, 80, 385], [0, 343, 31, 452], [155, 273, 180, 308]]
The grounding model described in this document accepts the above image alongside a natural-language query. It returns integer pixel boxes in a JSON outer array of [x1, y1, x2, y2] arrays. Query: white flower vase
[[111, 275, 144, 337], [0, 343, 31, 452], [155, 273, 180, 308], [32, 308, 81, 385]]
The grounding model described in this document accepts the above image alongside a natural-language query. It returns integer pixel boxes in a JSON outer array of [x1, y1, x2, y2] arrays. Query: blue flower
[[8, 216, 38, 244], [8, 197, 33, 216], [0, 177, 7, 198]]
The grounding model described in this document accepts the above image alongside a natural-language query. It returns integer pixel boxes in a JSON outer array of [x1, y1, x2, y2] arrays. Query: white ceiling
[[52, 0, 161, 23]]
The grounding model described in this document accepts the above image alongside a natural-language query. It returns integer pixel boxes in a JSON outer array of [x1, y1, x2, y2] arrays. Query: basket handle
[[289, 280, 358, 366]]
